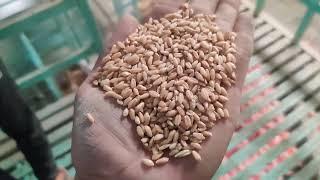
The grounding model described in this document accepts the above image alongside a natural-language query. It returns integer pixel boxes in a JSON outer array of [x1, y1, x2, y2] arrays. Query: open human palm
[[72, 0, 253, 179]]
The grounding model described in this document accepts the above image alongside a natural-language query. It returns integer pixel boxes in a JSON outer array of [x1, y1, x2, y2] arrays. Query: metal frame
[[0, 0, 102, 98], [254, 0, 320, 44]]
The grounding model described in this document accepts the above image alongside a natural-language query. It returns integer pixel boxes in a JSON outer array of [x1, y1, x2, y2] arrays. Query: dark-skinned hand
[[72, 0, 254, 179]]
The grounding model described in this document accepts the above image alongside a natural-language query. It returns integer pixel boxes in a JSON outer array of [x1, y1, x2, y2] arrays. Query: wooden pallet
[[1, 3, 320, 180], [214, 5, 320, 180]]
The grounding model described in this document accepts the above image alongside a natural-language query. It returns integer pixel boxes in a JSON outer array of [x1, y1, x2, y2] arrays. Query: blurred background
[[0, 0, 319, 179]]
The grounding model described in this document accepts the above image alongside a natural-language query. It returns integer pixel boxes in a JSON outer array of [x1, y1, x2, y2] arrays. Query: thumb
[[94, 14, 140, 70]]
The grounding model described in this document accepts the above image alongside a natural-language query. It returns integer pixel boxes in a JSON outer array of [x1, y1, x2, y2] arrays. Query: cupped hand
[[72, 0, 254, 179]]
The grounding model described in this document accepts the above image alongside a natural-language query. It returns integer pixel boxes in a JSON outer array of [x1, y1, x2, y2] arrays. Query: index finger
[[146, 0, 219, 21], [215, 0, 241, 31], [233, 12, 254, 89], [190, 0, 220, 14], [145, 0, 183, 21], [93, 15, 139, 70]]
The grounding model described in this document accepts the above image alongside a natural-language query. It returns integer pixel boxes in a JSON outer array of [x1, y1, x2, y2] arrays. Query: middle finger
[[215, 0, 241, 31], [190, 0, 220, 14]]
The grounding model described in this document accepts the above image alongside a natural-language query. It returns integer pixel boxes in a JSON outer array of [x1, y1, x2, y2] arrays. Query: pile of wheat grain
[[93, 3, 237, 167]]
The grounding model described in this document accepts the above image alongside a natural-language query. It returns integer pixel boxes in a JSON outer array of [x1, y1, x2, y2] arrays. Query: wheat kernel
[[192, 151, 201, 161], [86, 113, 95, 123], [155, 157, 169, 165], [142, 159, 154, 167]]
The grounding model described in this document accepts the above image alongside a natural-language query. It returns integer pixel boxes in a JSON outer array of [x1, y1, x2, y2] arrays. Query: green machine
[[0, 0, 102, 179], [0, 0, 102, 106]]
